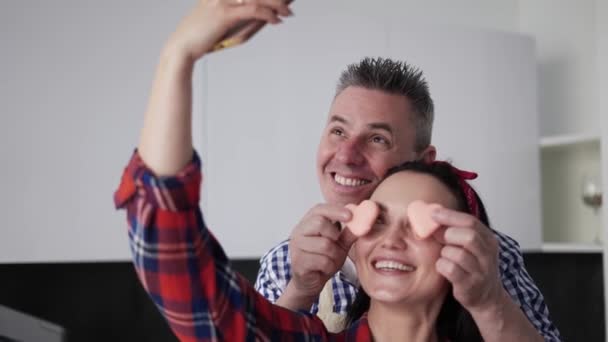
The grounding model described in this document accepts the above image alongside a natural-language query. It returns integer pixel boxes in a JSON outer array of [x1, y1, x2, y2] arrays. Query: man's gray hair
[[335, 57, 434, 152]]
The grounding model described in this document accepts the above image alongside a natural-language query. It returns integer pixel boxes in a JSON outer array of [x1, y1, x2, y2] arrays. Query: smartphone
[[211, 0, 294, 52]]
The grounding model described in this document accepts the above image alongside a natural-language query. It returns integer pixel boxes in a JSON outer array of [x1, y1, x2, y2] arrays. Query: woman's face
[[354, 170, 459, 305]]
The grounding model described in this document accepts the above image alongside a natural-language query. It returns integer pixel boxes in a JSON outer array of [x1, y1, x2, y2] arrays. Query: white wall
[[518, 0, 599, 137], [0, 1, 200, 262], [0, 0, 596, 261], [205, 14, 541, 258], [295, 0, 519, 32]]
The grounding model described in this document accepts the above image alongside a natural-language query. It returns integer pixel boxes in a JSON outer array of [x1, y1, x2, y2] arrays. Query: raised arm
[[113, 2, 344, 341], [138, 0, 291, 175]]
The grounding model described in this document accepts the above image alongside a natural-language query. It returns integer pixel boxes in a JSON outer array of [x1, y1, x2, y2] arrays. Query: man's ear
[[418, 145, 437, 162]]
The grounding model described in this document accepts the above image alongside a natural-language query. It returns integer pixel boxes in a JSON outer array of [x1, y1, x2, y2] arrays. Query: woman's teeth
[[374, 260, 415, 272]]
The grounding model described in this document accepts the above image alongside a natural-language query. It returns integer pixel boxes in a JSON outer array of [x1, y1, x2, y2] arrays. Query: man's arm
[[467, 287, 546, 342], [493, 232, 562, 341], [432, 208, 556, 342], [254, 240, 291, 302], [254, 204, 357, 312], [254, 242, 319, 311]]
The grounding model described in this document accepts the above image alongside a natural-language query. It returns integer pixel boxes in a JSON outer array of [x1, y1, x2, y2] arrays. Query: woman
[[344, 161, 485, 341], [116, 149, 486, 342]]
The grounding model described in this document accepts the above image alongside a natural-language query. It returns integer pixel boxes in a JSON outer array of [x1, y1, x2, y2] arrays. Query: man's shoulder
[[491, 229, 525, 269], [260, 239, 291, 264], [492, 229, 521, 249]]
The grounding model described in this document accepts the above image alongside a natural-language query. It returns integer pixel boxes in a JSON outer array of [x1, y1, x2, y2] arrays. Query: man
[[254, 58, 561, 341]]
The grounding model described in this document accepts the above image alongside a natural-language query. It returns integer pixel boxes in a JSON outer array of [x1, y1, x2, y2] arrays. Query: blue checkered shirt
[[254, 230, 562, 341]]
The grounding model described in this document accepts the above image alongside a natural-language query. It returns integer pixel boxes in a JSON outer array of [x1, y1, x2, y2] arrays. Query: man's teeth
[[374, 260, 415, 272], [334, 174, 368, 187]]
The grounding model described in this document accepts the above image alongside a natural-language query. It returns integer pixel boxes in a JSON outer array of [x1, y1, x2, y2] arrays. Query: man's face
[[317, 86, 433, 206]]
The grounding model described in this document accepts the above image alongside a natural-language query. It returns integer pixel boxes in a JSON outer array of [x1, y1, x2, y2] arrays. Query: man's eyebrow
[[368, 122, 393, 135], [329, 115, 348, 125], [329, 115, 394, 135]]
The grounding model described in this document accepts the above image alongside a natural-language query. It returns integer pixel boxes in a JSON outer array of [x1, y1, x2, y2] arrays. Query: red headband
[[432, 161, 480, 218]]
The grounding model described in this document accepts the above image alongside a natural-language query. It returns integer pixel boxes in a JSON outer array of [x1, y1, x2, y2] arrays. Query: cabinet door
[[204, 16, 542, 258], [387, 26, 541, 249]]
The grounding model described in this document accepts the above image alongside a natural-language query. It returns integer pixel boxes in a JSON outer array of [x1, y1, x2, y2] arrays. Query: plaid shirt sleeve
[[254, 240, 291, 302], [494, 231, 562, 342], [254, 241, 359, 315], [113, 150, 339, 342]]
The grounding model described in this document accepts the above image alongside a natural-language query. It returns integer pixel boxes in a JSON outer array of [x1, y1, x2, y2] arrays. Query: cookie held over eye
[[344, 200, 379, 237], [407, 200, 443, 239]]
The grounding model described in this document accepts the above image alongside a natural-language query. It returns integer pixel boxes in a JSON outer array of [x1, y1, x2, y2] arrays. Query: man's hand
[[431, 208, 544, 341], [431, 208, 504, 314], [169, 0, 293, 61], [277, 204, 357, 311]]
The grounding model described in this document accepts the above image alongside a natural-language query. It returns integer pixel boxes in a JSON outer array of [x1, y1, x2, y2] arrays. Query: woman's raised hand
[[169, 0, 293, 61]]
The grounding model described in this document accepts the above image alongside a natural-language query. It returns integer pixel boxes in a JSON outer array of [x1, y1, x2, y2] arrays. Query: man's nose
[[335, 139, 365, 166]]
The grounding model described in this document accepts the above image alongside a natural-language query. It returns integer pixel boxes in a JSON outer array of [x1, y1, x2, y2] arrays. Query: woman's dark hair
[[345, 160, 489, 342]]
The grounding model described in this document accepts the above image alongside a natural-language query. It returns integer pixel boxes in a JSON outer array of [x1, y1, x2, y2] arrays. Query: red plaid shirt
[[114, 151, 374, 341]]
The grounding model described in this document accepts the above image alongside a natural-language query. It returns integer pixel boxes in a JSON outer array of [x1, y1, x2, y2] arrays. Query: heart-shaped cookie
[[407, 200, 443, 239], [344, 200, 379, 237]]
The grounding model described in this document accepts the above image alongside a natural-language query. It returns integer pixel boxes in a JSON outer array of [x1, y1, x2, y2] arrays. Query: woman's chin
[[368, 288, 409, 303], [367, 286, 443, 306]]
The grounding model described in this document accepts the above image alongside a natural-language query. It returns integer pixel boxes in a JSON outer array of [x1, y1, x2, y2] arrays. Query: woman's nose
[[380, 223, 410, 250]]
